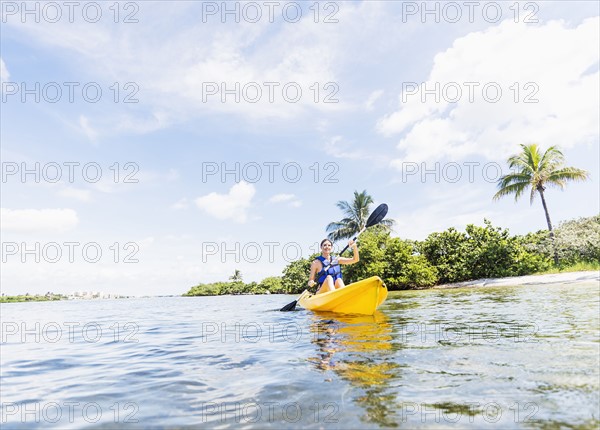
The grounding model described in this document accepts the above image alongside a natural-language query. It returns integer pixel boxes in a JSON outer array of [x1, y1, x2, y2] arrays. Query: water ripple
[[1, 282, 598, 428]]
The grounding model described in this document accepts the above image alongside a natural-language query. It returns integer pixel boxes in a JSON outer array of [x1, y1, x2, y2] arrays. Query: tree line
[[185, 144, 596, 296], [184, 215, 599, 296]]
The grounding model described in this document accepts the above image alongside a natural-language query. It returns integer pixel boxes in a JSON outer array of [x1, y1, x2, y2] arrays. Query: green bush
[[258, 276, 284, 294], [184, 282, 228, 296], [396, 255, 439, 289], [420, 219, 549, 283], [418, 228, 471, 283], [281, 255, 316, 294], [527, 215, 600, 266], [342, 228, 438, 290], [342, 227, 387, 283]]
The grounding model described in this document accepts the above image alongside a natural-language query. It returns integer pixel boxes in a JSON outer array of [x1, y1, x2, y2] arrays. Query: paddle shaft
[[337, 227, 366, 256]]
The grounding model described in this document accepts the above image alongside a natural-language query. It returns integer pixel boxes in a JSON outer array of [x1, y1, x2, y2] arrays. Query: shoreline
[[433, 270, 600, 289], [4, 271, 599, 302]]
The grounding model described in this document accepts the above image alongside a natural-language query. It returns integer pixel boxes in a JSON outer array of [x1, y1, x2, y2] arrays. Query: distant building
[[67, 291, 129, 300]]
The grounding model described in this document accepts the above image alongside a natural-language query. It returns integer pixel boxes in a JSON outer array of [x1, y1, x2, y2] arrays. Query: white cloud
[[365, 90, 383, 111], [3, 2, 351, 128], [0, 2, 417, 137], [195, 182, 256, 223], [269, 193, 302, 207], [269, 194, 295, 203], [0, 57, 9, 82], [323, 135, 386, 161], [170, 198, 189, 210], [1, 208, 78, 233], [138, 237, 155, 250], [378, 18, 600, 165], [79, 115, 98, 141], [91, 179, 122, 194], [57, 187, 92, 202]]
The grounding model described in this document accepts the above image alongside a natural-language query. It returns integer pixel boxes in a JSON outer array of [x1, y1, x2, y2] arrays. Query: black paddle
[[280, 203, 389, 311]]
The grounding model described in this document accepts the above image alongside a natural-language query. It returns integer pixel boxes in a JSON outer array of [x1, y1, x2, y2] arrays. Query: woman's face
[[321, 241, 332, 252]]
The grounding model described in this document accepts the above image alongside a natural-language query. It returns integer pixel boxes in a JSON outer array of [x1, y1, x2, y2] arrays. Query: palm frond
[[507, 153, 534, 173], [327, 190, 377, 242], [529, 186, 538, 205], [547, 167, 590, 185], [326, 221, 348, 233], [496, 172, 533, 189], [327, 226, 357, 241], [335, 200, 353, 218], [539, 145, 564, 171], [508, 144, 538, 173], [493, 181, 530, 201]]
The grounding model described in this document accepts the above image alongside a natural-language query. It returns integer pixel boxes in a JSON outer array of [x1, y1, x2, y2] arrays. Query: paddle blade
[[338, 203, 390, 255], [366, 203, 388, 228], [280, 300, 297, 311]]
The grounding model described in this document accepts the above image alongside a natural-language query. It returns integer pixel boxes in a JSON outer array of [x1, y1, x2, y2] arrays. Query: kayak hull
[[299, 276, 387, 315]]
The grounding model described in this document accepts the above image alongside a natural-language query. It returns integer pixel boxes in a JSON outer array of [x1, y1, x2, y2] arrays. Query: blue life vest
[[316, 255, 342, 285]]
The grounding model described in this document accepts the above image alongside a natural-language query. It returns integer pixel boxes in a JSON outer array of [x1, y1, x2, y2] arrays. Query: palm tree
[[229, 270, 243, 282], [326, 190, 395, 241], [493, 144, 589, 264]]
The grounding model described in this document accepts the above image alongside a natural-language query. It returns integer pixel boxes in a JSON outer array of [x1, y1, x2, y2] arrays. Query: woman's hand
[[308, 280, 316, 288], [340, 239, 359, 265]]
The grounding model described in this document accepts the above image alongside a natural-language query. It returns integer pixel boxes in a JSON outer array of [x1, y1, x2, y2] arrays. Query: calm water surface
[[1, 281, 599, 429]]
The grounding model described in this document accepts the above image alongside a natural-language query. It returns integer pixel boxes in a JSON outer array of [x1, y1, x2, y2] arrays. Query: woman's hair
[[320, 239, 332, 247]]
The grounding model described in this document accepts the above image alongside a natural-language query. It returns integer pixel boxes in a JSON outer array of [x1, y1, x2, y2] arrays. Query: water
[[1, 281, 599, 429]]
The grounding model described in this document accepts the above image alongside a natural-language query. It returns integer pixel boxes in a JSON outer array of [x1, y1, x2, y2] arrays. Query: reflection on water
[[308, 312, 402, 427], [305, 281, 600, 428]]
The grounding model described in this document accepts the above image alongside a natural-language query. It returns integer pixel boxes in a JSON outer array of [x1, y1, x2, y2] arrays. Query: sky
[[1, 1, 599, 296]]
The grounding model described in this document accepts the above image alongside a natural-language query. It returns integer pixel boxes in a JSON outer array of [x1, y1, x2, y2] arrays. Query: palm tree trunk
[[538, 187, 559, 265]]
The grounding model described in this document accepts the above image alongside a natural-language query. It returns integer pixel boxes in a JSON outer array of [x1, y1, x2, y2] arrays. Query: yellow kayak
[[298, 276, 388, 315]]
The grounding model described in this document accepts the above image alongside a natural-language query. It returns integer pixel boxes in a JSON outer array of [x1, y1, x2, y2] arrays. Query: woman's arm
[[308, 260, 320, 287], [338, 240, 359, 265]]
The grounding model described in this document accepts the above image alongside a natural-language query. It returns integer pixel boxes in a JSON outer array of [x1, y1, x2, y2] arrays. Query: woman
[[308, 238, 359, 294]]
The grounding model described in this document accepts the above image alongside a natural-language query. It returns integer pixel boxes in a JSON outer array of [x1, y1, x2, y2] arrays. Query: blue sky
[[1, 1, 599, 296]]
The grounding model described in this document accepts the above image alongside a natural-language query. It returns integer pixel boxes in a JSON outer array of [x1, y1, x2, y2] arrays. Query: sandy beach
[[434, 270, 600, 289]]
